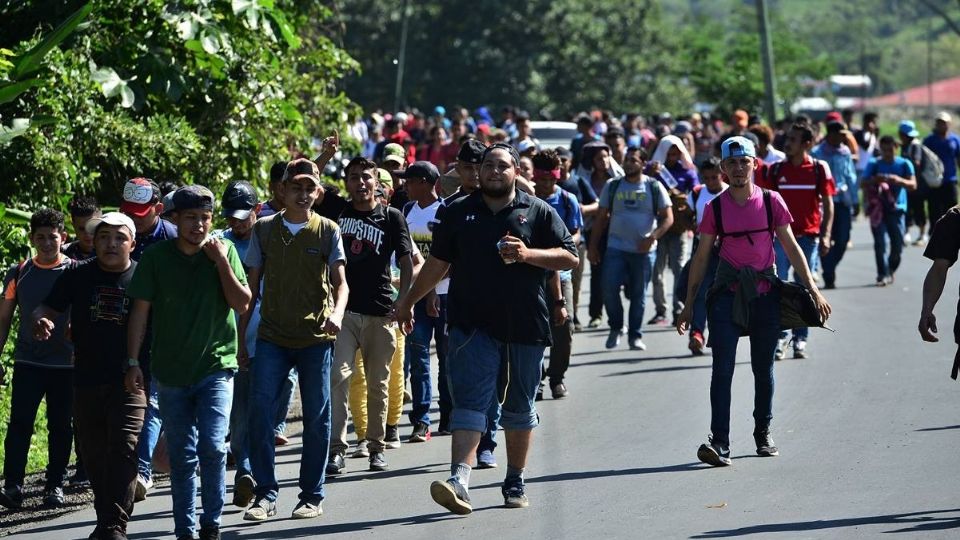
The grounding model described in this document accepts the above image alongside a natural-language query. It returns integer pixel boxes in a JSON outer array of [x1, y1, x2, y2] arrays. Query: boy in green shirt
[[125, 185, 251, 540]]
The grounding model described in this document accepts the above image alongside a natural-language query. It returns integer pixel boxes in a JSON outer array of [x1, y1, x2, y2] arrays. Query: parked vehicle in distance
[[530, 121, 579, 151]]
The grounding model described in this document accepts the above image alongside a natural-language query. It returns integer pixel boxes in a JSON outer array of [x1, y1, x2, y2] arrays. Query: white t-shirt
[[282, 217, 308, 236], [688, 185, 728, 227], [405, 199, 449, 294], [763, 147, 786, 165]]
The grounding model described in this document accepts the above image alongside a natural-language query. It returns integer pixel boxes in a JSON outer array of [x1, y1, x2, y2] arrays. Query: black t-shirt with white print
[[338, 203, 413, 316]]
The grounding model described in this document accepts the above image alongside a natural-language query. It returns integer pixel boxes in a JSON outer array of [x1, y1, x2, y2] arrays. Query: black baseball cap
[[221, 181, 259, 220], [555, 147, 573, 159], [172, 185, 215, 212], [457, 139, 487, 164], [398, 161, 440, 183]]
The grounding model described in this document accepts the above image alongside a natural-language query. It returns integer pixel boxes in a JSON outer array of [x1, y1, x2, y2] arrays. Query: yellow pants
[[349, 329, 405, 439]]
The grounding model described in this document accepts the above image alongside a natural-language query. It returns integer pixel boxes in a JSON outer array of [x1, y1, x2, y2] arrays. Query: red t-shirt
[[757, 156, 836, 237]]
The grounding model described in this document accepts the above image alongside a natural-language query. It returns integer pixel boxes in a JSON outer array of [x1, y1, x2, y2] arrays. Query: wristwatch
[[127, 358, 140, 369], [554, 299, 566, 308]]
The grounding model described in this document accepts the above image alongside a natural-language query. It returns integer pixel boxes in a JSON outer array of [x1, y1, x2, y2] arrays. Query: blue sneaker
[[476, 449, 497, 469]]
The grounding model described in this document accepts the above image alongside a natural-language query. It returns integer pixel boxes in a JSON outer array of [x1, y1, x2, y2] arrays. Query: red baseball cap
[[119, 178, 161, 218], [825, 111, 843, 123]]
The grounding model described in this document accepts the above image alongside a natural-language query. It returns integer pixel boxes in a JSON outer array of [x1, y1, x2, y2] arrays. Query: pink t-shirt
[[698, 185, 793, 293]]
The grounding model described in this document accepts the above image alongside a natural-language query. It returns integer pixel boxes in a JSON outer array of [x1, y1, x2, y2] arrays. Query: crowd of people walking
[[1, 103, 959, 540]]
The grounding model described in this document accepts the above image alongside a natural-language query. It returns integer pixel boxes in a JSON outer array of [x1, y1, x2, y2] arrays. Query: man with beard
[[396, 143, 578, 514]]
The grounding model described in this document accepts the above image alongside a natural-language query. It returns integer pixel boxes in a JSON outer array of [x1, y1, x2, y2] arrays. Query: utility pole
[[393, 0, 410, 112], [756, 0, 778, 123]]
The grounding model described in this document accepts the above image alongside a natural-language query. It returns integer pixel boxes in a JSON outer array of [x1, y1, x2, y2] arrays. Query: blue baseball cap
[[721, 136, 757, 160], [898, 120, 919, 138]]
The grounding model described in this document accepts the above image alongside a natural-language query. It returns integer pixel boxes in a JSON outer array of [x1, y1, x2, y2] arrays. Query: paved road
[[8, 220, 960, 539]]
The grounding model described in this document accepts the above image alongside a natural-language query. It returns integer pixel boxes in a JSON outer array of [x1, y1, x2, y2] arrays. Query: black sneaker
[[385, 424, 401, 449], [535, 383, 544, 402], [409, 422, 431, 443], [199, 525, 220, 540], [243, 497, 278, 521], [430, 479, 472, 515], [502, 476, 529, 508], [551, 382, 568, 399], [233, 474, 256, 507], [0, 486, 23, 509], [369, 452, 388, 471], [43, 486, 65, 507], [754, 429, 780, 457], [697, 437, 732, 467], [325, 453, 345, 476]]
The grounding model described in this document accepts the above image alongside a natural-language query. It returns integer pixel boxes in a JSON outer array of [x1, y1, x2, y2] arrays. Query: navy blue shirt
[[924, 132, 960, 184], [132, 218, 177, 262]]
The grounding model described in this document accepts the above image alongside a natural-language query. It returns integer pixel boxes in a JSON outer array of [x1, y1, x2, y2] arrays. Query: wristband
[[554, 299, 566, 308]]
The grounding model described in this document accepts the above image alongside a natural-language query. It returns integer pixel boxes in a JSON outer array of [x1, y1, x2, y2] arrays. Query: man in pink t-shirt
[[676, 136, 831, 468]]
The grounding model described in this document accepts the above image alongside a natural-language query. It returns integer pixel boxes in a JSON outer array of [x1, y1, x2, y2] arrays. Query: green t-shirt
[[128, 239, 247, 387]]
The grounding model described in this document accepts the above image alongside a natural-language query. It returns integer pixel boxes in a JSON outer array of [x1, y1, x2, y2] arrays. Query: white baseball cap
[[85, 211, 137, 238]]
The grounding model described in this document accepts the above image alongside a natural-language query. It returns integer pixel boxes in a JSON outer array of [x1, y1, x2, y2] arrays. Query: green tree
[[0, 0, 359, 211]]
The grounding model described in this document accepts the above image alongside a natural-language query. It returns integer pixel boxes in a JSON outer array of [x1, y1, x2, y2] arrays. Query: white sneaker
[[628, 337, 646, 351], [134, 476, 153, 502], [903, 232, 913, 244]]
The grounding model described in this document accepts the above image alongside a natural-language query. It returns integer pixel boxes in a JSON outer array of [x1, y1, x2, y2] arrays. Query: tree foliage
[[0, 0, 359, 211], [335, 0, 695, 118]]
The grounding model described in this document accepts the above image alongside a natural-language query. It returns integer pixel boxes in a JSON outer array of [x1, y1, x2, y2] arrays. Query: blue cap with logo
[[898, 120, 919, 138], [721, 136, 757, 160]]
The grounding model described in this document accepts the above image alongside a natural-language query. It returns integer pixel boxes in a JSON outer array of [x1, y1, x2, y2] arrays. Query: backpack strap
[[605, 178, 622, 218], [762, 188, 773, 233], [646, 177, 660, 217], [692, 184, 703, 207], [769, 161, 783, 190], [711, 195, 725, 249]]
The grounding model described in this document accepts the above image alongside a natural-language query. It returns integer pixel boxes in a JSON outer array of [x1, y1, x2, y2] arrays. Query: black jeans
[[3, 363, 73, 490], [74, 383, 146, 532]]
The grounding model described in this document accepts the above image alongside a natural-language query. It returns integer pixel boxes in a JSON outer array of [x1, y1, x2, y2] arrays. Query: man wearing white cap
[[923, 111, 960, 225], [34, 212, 145, 540], [677, 136, 831, 468]]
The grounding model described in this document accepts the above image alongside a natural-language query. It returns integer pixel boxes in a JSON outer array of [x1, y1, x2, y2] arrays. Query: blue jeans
[[136, 384, 161, 481], [871, 210, 906, 280], [230, 370, 252, 478], [406, 295, 448, 427], [274, 368, 298, 436], [707, 290, 780, 447], [602, 247, 655, 339], [774, 235, 817, 342], [157, 371, 233, 538], [249, 339, 332, 503], [821, 202, 853, 286], [446, 327, 545, 432]]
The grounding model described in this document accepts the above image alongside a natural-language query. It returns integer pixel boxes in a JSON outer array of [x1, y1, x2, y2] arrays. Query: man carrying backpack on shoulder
[[899, 120, 943, 247], [677, 137, 831, 468]]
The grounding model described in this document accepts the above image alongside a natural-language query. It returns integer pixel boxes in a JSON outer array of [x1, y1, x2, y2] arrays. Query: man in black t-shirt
[[63, 195, 101, 261], [34, 212, 146, 540], [396, 144, 578, 515], [329, 156, 414, 474], [920, 206, 960, 378]]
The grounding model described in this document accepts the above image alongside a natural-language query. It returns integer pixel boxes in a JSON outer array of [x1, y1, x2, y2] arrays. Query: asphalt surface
[[6, 219, 960, 539]]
